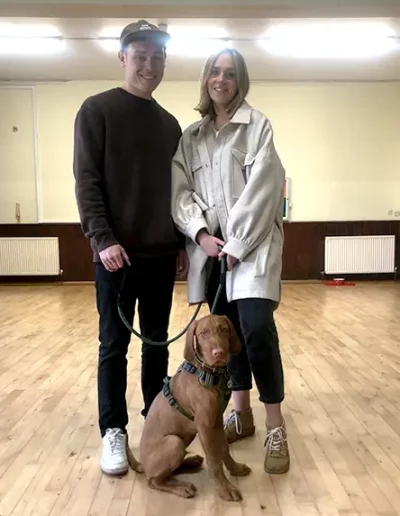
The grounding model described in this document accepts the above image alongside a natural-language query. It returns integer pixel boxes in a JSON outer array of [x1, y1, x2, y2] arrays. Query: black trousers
[[205, 256, 284, 405], [95, 254, 176, 437]]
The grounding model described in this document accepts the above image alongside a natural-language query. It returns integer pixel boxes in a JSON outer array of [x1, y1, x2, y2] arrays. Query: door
[[0, 88, 37, 223]]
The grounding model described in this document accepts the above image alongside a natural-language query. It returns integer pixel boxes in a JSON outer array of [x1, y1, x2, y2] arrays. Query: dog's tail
[[127, 445, 143, 473]]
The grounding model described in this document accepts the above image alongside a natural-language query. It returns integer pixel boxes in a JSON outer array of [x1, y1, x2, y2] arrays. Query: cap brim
[[121, 30, 170, 48]]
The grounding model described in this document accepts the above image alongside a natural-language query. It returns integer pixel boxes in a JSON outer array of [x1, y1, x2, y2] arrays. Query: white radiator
[[324, 235, 396, 275], [0, 237, 60, 276]]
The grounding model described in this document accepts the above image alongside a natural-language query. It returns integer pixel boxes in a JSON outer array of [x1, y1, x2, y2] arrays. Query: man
[[73, 20, 186, 476]]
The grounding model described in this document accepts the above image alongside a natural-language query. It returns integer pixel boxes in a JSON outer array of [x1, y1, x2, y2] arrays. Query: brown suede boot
[[223, 408, 256, 444], [264, 419, 290, 474]]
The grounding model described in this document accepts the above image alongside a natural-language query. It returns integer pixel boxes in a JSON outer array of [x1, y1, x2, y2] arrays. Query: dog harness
[[162, 360, 233, 422]]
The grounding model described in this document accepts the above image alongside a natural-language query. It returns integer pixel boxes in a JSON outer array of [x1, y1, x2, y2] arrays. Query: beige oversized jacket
[[171, 101, 285, 305]]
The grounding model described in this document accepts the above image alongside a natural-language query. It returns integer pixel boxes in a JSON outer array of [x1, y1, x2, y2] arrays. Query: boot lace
[[265, 425, 286, 454], [224, 411, 242, 435]]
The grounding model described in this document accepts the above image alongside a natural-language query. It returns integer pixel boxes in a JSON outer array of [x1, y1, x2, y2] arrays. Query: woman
[[171, 48, 289, 474]]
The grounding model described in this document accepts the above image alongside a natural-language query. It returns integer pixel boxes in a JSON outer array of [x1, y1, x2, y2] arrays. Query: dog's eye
[[199, 331, 209, 338]]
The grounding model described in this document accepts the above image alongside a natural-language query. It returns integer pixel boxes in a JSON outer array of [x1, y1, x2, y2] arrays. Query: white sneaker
[[101, 428, 129, 475]]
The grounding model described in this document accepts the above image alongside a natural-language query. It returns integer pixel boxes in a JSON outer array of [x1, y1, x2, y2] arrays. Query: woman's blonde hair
[[195, 48, 250, 119]]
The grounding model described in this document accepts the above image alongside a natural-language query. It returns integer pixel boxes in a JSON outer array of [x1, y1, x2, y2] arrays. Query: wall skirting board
[[0, 221, 399, 282]]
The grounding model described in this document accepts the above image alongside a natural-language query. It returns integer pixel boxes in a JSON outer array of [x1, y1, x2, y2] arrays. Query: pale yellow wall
[[246, 82, 400, 221], [35, 80, 200, 222], [1, 80, 400, 224]]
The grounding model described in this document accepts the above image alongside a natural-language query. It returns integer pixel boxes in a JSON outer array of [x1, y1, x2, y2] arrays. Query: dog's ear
[[184, 320, 197, 361], [223, 316, 241, 356]]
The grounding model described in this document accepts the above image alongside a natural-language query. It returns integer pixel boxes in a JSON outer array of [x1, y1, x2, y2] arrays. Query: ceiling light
[[99, 27, 123, 39], [166, 25, 231, 56], [97, 25, 231, 56], [167, 25, 228, 40], [97, 39, 120, 52], [259, 21, 398, 58], [0, 23, 65, 55], [167, 38, 231, 57], [97, 27, 121, 52], [97, 36, 230, 56], [0, 22, 61, 38], [0, 37, 65, 55]]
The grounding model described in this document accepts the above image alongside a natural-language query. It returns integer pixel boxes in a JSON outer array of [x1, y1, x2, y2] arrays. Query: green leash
[[117, 252, 227, 346]]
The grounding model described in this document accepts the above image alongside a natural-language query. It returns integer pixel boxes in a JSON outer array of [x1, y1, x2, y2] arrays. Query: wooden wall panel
[[0, 221, 398, 282], [0, 223, 94, 281]]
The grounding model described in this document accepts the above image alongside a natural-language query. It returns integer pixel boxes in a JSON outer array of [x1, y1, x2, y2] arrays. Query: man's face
[[118, 39, 166, 98]]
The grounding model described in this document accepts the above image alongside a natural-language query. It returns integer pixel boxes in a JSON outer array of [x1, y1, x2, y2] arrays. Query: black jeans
[[205, 257, 284, 405], [95, 254, 176, 437]]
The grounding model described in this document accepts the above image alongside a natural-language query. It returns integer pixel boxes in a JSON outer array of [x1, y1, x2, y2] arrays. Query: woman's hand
[[197, 230, 225, 257], [218, 251, 239, 271]]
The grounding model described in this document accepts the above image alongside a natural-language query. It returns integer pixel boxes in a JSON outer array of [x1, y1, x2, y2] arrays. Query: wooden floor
[[0, 281, 399, 516]]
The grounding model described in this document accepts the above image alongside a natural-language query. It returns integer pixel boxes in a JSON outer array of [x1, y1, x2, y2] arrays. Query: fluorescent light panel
[[0, 23, 65, 54], [0, 37, 65, 55], [167, 25, 230, 56], [167, 38, 231, 57], [97, 25, 231, 56], [260, 21, 398, 58], [97, 39, 120, 52], [0, 22, 61, 37], [167, 25, 228, 39]]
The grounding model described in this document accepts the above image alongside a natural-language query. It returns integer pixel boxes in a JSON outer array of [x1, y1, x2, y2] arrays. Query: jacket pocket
[[254, 232, 273, 277], [190, 156, 205, 198], [191, 156, 202, 174], [191, 192, 209, 212], [231, 148, 256, 198]]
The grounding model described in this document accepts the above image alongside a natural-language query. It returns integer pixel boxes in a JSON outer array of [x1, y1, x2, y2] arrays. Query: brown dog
[[131, 314, 251, 501]]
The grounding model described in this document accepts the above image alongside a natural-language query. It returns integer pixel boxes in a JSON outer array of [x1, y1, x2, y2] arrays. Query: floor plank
[[0, 281, 399, 516]]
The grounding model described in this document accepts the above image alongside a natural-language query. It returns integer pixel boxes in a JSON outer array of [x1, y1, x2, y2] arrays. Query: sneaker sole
[[101, 464, 129, 476], [226, 427, 256, 444], [264, 459, 290, 475]]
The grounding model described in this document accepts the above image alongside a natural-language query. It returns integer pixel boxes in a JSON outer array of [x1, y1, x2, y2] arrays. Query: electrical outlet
[[395, 211, 400, 217], [388, 209, 394, 215]]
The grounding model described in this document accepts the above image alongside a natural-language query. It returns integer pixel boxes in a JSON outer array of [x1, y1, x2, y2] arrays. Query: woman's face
[[207, 52, 238, 110]]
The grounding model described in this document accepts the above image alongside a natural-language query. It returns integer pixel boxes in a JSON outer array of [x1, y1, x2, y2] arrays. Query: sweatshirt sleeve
[[171, 131, 210, 243], [73, 99, 118, 254], [222, 120, 285, 261]]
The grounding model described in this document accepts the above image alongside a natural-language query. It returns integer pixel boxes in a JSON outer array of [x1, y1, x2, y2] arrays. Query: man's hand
[[218, 251, 239, 271], [99, 244, 131, 272], [197, 230, 225, 258], [176, 249, 189, 279]]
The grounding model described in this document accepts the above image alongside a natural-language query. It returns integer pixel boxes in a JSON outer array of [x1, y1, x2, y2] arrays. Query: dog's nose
[[212, 348, 225, 358]]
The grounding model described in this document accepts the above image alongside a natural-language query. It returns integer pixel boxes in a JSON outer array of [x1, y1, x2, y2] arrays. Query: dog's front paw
[[177, 482, 197, 498], [229, 462, 251, 477], [217, 481, 242, 502]]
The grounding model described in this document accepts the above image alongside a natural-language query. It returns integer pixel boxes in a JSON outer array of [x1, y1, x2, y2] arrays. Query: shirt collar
[[191, 100, 252, 136]]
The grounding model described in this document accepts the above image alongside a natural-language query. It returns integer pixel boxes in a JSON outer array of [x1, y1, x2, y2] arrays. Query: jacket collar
[[230, 100, 252, 124], [191, 100, 252, 136]]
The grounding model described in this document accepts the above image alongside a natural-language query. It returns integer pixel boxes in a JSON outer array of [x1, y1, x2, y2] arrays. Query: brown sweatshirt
[[73, 87, 184, 261]]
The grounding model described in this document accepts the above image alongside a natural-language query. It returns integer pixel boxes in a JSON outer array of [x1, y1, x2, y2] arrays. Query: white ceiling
[[1, 16, 400, 82]]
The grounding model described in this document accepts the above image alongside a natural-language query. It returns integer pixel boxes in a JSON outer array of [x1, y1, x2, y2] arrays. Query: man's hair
[[195, 48, 250, 119]]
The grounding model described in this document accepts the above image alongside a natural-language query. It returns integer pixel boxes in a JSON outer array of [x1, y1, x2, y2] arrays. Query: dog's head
[[184, 314, 241, 368]]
